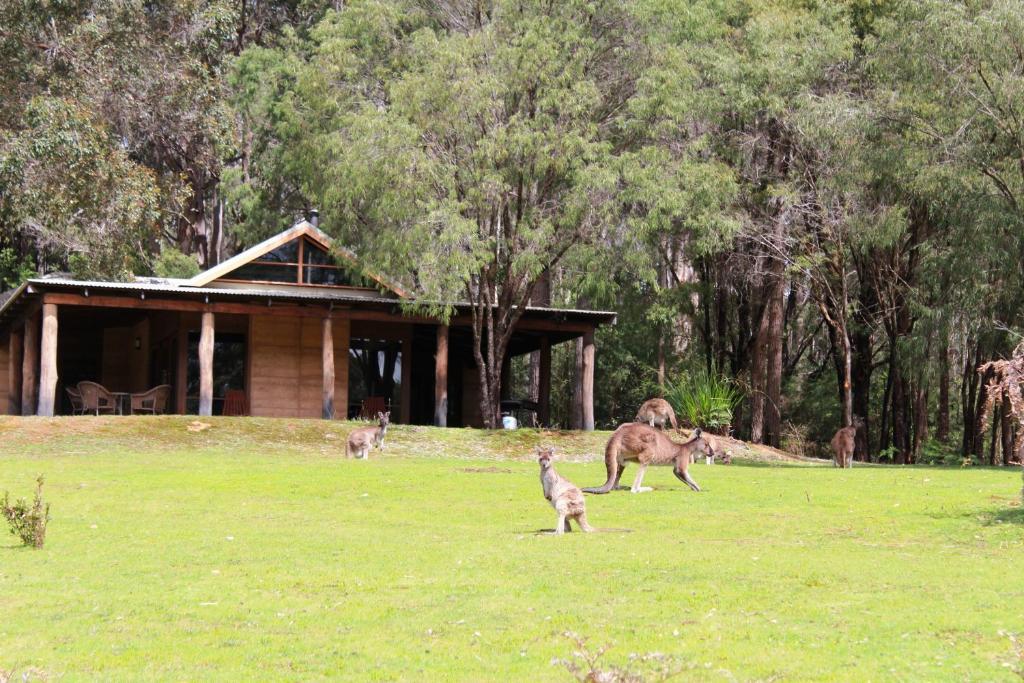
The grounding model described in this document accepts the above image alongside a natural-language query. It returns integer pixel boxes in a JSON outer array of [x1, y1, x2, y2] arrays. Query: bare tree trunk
[[972, 365, 994, 463], [764, 276, 785, 448], [892, 368, 909, 464], [912, 382, 928, 461], [878, 351, 894, 457], [851, 323, 872, 460], [1001, 389, 1014, 465], [527, 269, 551, 403], [749, 307, 769, 444], [936, 341, 950, 442], [961, 342, 980, 457]]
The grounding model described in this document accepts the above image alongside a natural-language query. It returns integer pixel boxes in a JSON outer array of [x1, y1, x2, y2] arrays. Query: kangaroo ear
[[694, 427, 702, 438]]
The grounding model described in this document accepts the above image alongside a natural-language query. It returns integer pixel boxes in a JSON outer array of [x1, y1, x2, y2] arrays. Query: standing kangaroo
[[346, 411, 390, 459], [635, 398, 679, 431], [583, 423, 711, 494], [537, 447, 593, 534], [830, 417, 863, 468]]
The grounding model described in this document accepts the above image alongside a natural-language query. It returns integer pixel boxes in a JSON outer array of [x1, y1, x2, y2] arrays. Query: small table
[[110, 392, 131, 416]]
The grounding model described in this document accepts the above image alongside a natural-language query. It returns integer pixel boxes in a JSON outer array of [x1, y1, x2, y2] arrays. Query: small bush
[[553, 631, 693, 682], [153, 247, 200, 279], [664, 369, 742, 433], [2, 475, 50, 548], [917, 440, 961, 467]]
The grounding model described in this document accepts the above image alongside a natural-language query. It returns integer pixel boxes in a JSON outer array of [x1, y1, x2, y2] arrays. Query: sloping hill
[[0, 415, 825, 465]]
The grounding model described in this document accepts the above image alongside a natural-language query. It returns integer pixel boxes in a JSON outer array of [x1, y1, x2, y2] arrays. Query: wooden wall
[[0, 340, 8, 413], [249, 315, 350, 419], [100, 318, 150, 392]]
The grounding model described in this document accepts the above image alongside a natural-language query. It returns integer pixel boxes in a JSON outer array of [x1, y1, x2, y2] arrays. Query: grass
[[1, 416, 1023, 681]]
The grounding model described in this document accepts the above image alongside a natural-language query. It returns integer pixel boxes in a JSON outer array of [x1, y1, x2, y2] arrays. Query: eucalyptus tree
[[233, 0, 737, 426]]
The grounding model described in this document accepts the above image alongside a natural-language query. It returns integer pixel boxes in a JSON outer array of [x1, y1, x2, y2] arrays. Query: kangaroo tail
[[669, 411, 679, 431], [583, 434, 621, 494]]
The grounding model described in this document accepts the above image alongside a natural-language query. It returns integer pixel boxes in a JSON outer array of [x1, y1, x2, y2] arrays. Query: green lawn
[[2, 417, 1023, 681]]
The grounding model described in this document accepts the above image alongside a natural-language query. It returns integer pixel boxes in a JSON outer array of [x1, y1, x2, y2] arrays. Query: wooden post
[[322, 315, 335, 419], [8, 329, 22, 415], [21, 315, 38, 416], [198, 311, 214, 416], [37, 303, 58, 417], [538, 336, 551, 427], [434, 324, 449, 427], [581, 328, 595, 431]]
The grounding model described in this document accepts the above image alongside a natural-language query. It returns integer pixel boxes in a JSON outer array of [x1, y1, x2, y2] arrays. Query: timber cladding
[[249, 315, 349, 419], [0, 342, 8, 411]]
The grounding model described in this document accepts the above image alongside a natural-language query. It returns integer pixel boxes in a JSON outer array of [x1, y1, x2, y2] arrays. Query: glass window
[[303, 241, 333, 266], [258, 241, 299, 264], [305, 266, 359, 286], [348, 338, 402, 422], [186, 332, 246, 415], [229, 262, 298, 283]]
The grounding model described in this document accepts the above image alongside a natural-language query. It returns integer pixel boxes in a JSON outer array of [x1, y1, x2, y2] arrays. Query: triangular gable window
[[220, 237, 368, 288]]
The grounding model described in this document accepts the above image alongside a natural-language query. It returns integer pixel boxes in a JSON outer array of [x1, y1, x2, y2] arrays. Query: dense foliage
[[1, 0, 1023, 457]]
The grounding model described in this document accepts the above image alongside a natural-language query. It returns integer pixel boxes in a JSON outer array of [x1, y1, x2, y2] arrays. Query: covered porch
[[0, 281, 612, 428]]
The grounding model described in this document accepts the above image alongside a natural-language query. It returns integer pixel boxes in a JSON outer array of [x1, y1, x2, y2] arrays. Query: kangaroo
[[346, 411, 390, 459], [700, 431, 720, 465], [830, 416, 863, 468], [635, 398, 679, 431], [537, 447, 593, 534], [583, 423, 711, 494]]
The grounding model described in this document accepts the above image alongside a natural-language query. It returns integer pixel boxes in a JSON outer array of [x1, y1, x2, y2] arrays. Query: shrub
[[917, 440, 962, 467], [2, 475, 50, 548], [664, 369, 742, 433], [153, 247, 200, 279]]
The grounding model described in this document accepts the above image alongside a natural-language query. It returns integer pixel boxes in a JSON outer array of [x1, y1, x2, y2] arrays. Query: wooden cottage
[[0, 218, 615, 428]]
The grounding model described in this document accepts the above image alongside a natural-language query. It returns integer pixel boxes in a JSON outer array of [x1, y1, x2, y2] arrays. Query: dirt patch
[[458, 466, 514, 474]]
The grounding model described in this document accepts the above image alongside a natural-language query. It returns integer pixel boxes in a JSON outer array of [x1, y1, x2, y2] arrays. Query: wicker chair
[[130, 384, 171, 415], [65, 386, 86, 415], [77, 381, 116, 416]]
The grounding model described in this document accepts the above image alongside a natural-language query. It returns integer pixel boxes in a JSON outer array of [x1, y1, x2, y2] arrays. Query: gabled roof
[[187, 220, 409, 298]]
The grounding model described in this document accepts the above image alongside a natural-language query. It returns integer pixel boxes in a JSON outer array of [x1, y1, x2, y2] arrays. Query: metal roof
[[0, 276, 617, 328]]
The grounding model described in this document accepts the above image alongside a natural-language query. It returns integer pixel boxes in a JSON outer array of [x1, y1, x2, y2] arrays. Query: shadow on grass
[[928, 504, 1024, 526]]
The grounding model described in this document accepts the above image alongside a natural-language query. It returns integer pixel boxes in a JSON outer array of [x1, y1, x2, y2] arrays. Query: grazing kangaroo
[[346, 411, 390, 459], [583, 423, 711, 494], [830, 417, 863, 468], [635, 398, 679, 431], [537, 447, 593, 534], [700, 431, 721, 465]]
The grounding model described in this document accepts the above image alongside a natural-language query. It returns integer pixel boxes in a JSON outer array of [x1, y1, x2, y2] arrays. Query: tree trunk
[[321, 317, 335, 419], [850, 323, 872, 460], [878, 352, 894, 457], [434, 325, 449, 427], [961, 342, 980, 457], [37, 303, 58, 417], [1001, 389, 1014, 465], [936, 342, 950, 442], [749, 307, 769, 444], [891, 368, 909, 464], [912, 382, 928, 461], [972, 365, 994, 462], [764, 275, 785, 448], [527, 269, 550, 404]]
